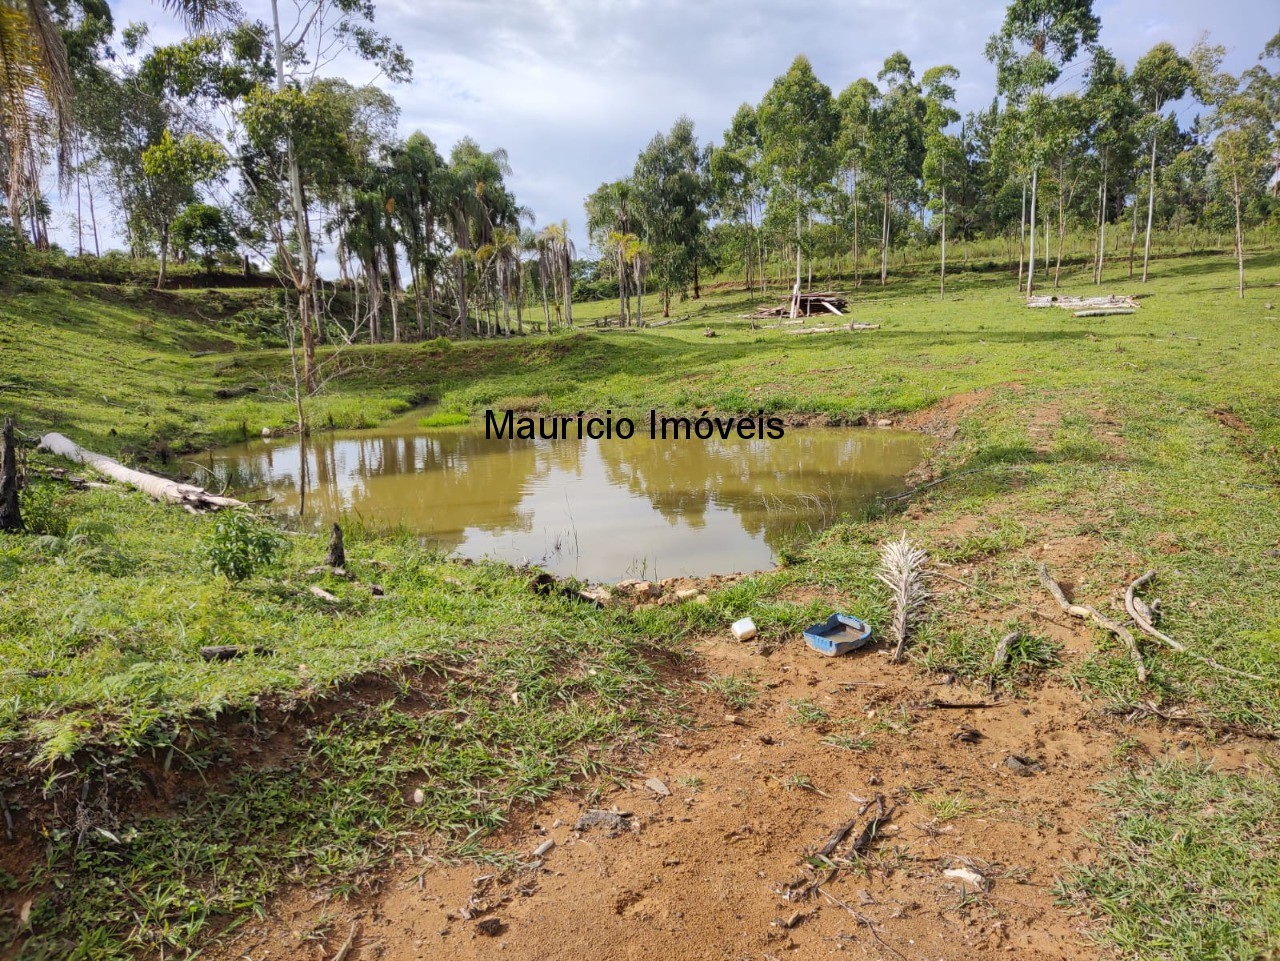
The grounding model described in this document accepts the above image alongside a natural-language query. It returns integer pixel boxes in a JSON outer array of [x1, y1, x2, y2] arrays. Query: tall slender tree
[[1132, 41, 1194, 282]]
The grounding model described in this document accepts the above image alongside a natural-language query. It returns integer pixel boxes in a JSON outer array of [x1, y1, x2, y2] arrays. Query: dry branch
[[38, 433, 246, 512], [1038, 563, 1147, 682], [1125, 571, 1271, 684]]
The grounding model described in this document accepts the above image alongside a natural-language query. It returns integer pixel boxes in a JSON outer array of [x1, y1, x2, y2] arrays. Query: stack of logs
[[1026, 294, 1138, 317], [747, 291, 849, 320]]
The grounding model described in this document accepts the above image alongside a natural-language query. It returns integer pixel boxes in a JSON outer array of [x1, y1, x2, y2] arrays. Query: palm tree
[[1, 0, 72, 231], [1, 0, 218, 236]]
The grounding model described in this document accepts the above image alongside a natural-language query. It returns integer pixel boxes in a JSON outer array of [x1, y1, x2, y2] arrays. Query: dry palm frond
[[878, 533, 931, 663], [0, 0, 73, 226]]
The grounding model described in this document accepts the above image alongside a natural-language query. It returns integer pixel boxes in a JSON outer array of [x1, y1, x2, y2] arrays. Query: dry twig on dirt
[[1125, 571, 1271, 684], [1038, 563, 1147, 682]]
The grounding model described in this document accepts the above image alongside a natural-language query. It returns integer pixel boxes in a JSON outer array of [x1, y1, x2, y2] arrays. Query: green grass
[[416, 410, 472, 428], [1060, 761, 1280, 960], [3, 249, 1280, 957]]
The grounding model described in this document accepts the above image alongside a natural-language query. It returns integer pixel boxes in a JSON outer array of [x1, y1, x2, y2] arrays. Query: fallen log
[[785, 323, 880, 335], [38, 433, 246, 512], [1074, 308, 1135, 317], [1027, 294, 1137, 310], [1038, 563, 1147, 682]]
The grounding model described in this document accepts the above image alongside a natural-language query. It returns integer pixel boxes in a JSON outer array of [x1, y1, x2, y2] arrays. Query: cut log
[[1074, 308, 1135, 317], [38, 433, 246, 512], [1027, 294, 1137, 311], [785, 323, 880, 335]]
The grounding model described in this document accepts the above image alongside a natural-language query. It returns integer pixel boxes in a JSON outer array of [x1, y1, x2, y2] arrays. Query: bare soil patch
[[204, 627, 1267, 961]]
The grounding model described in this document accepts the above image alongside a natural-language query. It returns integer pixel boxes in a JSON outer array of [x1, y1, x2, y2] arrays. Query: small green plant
[[926, 793, 979, 822], [821, 732, 874, 752], [787, 699, 829, 725], [204, 510, 286, 583], [18, 482, 69, 537], [701, 672, 758, 710], [781, 773, 818, 793]]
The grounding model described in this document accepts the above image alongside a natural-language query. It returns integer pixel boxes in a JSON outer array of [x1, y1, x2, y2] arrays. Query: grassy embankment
[[1, 251, 1279, 959]]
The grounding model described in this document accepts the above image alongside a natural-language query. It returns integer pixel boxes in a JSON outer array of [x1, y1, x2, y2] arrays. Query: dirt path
[[210, 621, 1260, 961]]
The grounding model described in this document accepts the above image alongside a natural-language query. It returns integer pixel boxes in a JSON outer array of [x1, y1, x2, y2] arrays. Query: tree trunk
[[635, 260, 643, 326], [561, 244, 573, 327], [87, 174, 100, 257], [38, 433, 246, 511], [1233, 175, 1245, 299], [1026, 167, 1038, 299], [790, 208, 803, 318], [1095, 160, 1107, 285], [157, 223, 170, 290], [880, 191, 890, 286], [1142, 129, 1157, 282], [271, 0, 317, 394], [412, 263, 425, 340], [939, 180, 946, 300], [0, 417, 20, 533], [1054, 160, 1065, 289], [852, 168, 861, 291], [1128, 188, 1138, 279], [1017, 181, 1026, 290], [515, 260, 524, 334]]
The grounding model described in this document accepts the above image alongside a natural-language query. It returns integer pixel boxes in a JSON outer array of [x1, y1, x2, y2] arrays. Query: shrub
[[204, 510, 286, 583]]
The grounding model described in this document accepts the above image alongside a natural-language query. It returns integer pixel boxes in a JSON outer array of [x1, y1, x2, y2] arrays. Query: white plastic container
[[731, 617, 758, 641]]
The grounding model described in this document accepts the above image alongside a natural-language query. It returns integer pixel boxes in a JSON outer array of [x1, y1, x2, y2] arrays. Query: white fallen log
[[785, 323, 880, 335], [38, 433, 246, 512], [1027, 294, 1137, 310]]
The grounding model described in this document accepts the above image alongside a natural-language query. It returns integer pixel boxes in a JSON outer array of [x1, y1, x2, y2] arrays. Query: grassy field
[[2, 251, 1279, 958]]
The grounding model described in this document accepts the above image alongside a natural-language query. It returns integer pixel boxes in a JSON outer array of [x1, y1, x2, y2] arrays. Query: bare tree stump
[[326, 523, 346, 569], [0, 417, 21, 533]]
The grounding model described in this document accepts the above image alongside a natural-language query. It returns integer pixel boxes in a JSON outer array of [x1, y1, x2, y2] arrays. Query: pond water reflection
[[205, 416, 928, 580]]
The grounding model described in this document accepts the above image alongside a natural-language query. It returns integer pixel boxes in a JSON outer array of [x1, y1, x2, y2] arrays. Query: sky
[[58, 0, 1273, 257]]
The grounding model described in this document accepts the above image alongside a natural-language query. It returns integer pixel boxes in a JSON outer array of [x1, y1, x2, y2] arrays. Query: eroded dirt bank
[[206, 624, 1265, 961]]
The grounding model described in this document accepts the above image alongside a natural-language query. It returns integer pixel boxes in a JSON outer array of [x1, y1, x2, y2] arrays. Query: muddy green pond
[[206, 416, 928, 581]]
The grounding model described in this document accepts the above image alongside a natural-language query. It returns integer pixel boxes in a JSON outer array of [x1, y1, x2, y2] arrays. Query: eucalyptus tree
[[1131, 41, 1194, 281], [866, 52, 926, 286], [240, 0, 409, 389], [757, 55, 837, 315], [1082, 47, 1138, 283], [708, 103, 766, 291], [1040, 93, 1087, 286], [986, 0, 1100, 297], [921, 65, 961, 297], [631, 116, 707, 316], [139, 129, 227, 287], [1205, 57, 1274, 297], [835, 78, 876, 288]]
